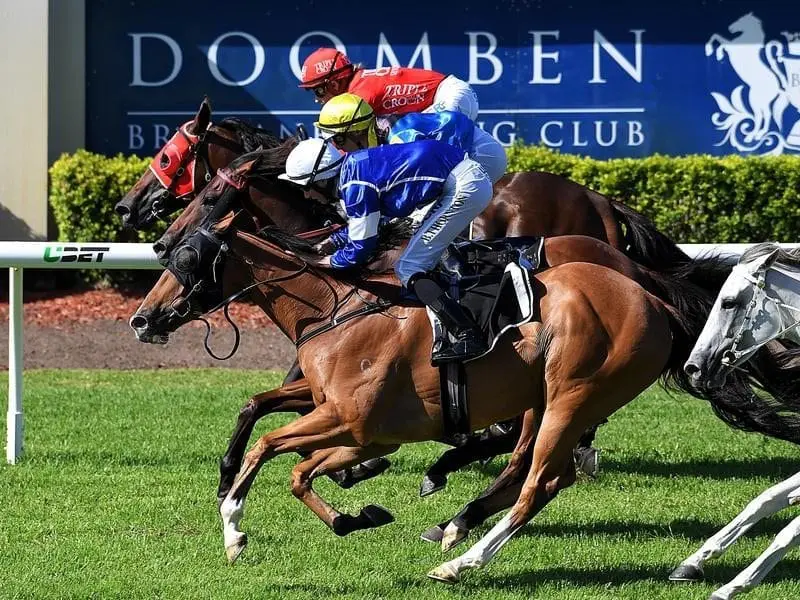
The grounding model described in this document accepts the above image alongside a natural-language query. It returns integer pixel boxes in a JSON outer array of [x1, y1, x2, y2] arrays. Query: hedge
[[49, 144, 800, 257]]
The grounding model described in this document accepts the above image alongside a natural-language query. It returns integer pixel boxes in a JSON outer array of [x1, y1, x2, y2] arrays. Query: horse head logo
[[707, 13, 800, 154]]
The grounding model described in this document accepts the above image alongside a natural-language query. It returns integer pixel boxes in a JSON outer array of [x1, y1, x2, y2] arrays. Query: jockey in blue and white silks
[[314, 93, 508, 184], [278, 137, 493, 363]]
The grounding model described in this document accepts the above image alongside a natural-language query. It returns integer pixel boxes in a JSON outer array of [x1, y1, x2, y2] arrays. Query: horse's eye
[[160, 154, 170, 168], [721, 298, 738, 310]]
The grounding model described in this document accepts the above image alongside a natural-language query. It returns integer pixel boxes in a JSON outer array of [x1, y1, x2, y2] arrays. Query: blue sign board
[[86, 1, 800, 158]]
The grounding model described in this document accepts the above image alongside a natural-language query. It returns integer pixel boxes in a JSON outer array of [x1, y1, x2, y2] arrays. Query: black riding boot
[[408, 273, 488, 364]]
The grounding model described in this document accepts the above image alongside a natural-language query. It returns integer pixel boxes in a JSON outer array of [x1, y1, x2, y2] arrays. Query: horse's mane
[[740, 241, 800, 269], [226, 138, 300, 178], [217, 118, 282, 152]]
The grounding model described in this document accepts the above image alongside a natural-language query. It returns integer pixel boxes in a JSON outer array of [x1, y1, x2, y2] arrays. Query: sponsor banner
[[86, 1, 800, 158]]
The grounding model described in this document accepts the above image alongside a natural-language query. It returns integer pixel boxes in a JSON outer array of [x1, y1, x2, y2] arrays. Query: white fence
[[4, 240, 800, 464]]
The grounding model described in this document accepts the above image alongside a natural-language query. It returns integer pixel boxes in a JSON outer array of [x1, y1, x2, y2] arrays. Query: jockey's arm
[[329, 180, 381, 268]]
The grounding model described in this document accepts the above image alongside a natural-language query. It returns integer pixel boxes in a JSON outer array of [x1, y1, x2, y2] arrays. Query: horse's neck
[[768, 265, 800, 344], [231, 231, 349, 344]]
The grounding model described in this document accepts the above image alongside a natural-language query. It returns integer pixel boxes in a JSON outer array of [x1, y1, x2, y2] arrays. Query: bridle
[[722, 261, 800, 367], [163, 166, 369, 360], [148, 121, 245, 222]]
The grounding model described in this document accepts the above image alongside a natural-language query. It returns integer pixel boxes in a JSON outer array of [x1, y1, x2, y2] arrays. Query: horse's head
[[115, 96, 248, 230], [684, 243, 783, 389], [130, 151, 266, 343], [729, 12, 761, 36], [130, 142, 338, 344]]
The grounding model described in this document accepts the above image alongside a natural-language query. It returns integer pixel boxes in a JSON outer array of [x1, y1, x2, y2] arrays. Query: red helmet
[[299, 48, 354, 88]]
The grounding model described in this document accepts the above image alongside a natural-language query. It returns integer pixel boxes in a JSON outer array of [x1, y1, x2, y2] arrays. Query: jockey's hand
[[312, 238, 336, 255]]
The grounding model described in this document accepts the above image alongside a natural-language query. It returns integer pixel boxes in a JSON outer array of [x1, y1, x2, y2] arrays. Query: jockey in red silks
[[298, 47, 479, 121]]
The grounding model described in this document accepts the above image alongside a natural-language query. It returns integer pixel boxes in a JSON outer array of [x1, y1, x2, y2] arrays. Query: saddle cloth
[[428, 236, 544, 362]]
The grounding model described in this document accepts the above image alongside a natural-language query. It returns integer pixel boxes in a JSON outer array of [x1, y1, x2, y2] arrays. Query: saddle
[[429, 236, 545, 436]]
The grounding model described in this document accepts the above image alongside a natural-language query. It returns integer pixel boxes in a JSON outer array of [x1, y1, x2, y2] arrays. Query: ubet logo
[[43, 245, 111, 263]]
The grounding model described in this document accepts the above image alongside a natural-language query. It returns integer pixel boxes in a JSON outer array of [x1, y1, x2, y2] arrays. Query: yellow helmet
[[315, 93, 378, 147]]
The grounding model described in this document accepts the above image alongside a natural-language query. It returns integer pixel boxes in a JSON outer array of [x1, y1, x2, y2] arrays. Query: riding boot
[[408, 273, 488, 364]]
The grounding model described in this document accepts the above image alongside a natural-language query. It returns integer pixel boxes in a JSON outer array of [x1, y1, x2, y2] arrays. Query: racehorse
[[130, 150, 696, 580], [670, 243, 800, 600], [143, 149, 800, 556], [117, 99, 697, 490]]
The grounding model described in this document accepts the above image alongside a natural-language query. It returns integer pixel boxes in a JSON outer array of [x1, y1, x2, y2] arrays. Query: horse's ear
[[191, 96, 212, 134], [764, 248, 781, 268], [233, 154, 262, 176]]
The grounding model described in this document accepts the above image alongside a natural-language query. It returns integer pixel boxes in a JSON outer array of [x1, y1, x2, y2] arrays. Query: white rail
[[4, 240, 800, 463]]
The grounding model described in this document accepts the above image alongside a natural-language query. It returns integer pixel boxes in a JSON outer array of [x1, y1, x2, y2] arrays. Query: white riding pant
[[424, 75, 480, 122], [469, 125, 508, 184], [395, 157, 494, 286]]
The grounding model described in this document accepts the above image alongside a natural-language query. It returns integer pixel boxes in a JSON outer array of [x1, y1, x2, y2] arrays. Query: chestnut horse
[[119, 107, 698, 492], [130, 151, 705, 581]]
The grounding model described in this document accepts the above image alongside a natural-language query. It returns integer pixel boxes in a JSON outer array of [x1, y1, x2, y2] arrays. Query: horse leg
[[282, 358, 304, 385], [421, 409, 540, 548], [217, 379, 315, 503], [219, 402, 358, 563], [218, 378, 391, 504], [669, 471, 800, 582], [710, 514, 800, 600], [419, 417, 520, 497], [290, 444, 400, 536], [428, 404, 580, 583]]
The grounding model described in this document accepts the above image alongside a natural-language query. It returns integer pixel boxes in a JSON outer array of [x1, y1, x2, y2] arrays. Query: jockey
[[315, 93, 508, 184], [277, 137, 493, 363], [298, 47, 479, 121]]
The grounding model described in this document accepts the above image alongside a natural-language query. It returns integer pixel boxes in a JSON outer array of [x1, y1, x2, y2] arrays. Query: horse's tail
[[610, 200, 691, 271]]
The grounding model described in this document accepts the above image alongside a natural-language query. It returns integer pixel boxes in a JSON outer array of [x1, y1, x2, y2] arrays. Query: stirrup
[[432, 331, 488, 365]]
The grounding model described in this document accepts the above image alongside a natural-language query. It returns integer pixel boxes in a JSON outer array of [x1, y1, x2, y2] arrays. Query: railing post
[[7, 267, 23, 464]]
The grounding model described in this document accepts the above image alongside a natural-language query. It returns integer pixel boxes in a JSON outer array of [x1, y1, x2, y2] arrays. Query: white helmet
[[278, 138, 344, 187]]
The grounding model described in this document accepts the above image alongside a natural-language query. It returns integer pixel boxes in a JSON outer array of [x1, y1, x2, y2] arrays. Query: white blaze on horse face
[[688, 265, 751, 371]]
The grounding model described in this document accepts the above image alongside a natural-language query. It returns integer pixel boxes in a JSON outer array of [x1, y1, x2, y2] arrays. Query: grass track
[[1, 369, 799, 599]]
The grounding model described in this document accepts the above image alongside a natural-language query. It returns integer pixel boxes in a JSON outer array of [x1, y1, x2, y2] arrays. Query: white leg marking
[[220, 495, 246, 550], [711, 515, 800, 600], [678, 471, 800, 571], [428, 512, 522, 582]]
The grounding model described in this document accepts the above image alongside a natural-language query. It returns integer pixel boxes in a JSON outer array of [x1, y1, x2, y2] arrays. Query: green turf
[[1, 370, 799, 599]]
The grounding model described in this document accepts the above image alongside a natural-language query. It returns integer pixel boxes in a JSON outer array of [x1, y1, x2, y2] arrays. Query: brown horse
[[130, 153, 698, 580]]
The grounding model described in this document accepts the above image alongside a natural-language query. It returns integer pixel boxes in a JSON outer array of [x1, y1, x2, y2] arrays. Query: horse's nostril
[[130, 314, 149, 330], [684, 362, 701, 377], [153, 240, 168, 259], [115, 203, 131, 217]]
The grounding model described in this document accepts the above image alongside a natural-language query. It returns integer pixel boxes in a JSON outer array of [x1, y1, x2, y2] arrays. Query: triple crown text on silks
[[43, 245, 111, 263]]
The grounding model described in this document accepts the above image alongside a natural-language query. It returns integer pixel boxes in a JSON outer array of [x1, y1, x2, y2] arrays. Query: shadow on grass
[[603, 457, 799, 480], [421, 558, 800, 592]]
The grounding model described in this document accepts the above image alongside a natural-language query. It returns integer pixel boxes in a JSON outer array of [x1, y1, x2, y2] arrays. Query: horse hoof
[[359, 504, 395, 528], [668, 563, 704, 582], [427, 561, 460, 584], [420, 525, 445, 544], [574, 447, 600, 478], [441, 522, 469, 552], [225, 533, 248, 564], [419, 474, 446, 497]]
